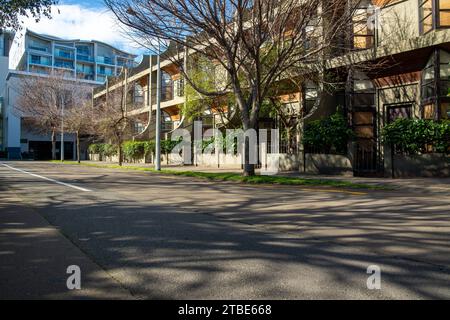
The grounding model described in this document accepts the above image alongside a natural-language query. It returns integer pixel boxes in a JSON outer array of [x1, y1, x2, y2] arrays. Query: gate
[[353, 109, 380, 176]]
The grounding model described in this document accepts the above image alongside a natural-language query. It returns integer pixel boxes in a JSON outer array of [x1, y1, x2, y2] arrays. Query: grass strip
[[49, 160, 392, 190]]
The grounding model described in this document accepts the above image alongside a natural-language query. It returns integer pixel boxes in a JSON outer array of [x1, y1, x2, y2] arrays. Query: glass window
[[421, 0, 450, 32], [420, 0, 433, 34], [423, 103, 436, 119], [439, 0, 450, 26], [440, 102, 450, 119], [352, 8, 373, 49]]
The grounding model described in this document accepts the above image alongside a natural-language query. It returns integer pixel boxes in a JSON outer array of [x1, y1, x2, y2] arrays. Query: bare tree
[[14, 71, 93, 160], [94, 74, 134, 166], [105, 0, 395, 175], [65, 94, 96, 163]]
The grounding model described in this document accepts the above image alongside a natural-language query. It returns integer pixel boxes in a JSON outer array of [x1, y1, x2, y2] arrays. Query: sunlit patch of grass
[[49, 160, 391, 190]]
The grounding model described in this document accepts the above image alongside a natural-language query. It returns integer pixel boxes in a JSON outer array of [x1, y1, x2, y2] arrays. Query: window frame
[[420, 0, 450, 34]]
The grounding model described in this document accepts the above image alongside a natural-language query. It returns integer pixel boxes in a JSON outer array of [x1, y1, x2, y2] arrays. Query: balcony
[[29, 56, 51, 67], [55, 49, 74, 60], [77, 54, 94, 63], [28, 45, 49, 53], [77, 73, 95, 81], [54, 59, 74, 69], [96, 56, 114, 65], [97, 69, 114, 76]]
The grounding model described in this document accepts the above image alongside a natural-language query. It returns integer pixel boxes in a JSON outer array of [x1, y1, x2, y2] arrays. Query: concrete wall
[[378, 0, 419, 47], [384, 147, 450, 177], [301, 153, 353, 175]]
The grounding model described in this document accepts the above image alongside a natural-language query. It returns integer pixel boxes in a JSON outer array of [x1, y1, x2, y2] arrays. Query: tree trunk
[[243, 135, 255, 176], [76, 131, 81, 164], [51, 129, 56, 160], [118, 144, 123, 166]]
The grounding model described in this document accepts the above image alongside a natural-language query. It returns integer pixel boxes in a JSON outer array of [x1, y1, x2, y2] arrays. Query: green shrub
[[161, 137, 183, 154], [101, 144, 117, 157], [382, 118, 450, 154], [143, 141, 156, 157], [88, 144, 101, 154], [302, 111, 353, 154], [123, 141, 146, 161]]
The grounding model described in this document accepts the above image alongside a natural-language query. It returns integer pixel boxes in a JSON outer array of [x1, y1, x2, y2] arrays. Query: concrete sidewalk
[[0, 189, 133, 299]]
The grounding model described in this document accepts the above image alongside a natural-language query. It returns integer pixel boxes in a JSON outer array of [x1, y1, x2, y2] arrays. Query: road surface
[[1, 161, 449, 299]]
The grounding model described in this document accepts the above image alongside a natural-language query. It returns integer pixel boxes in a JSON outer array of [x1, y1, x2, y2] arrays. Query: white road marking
[[0, 163, 92, 192]]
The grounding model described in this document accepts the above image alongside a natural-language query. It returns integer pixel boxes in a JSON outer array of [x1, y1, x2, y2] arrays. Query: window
[[420, 0, 433, 34], [386, 104, 412, 123], [30, 55, 50, 66], [420, 0, 450, 34], [440, 102, 450, 118], [422, 53, 436, 99], [161, 71, 174, 101], [134, 84, 144, 103], [304, 82, 318, 114], [352, 73, 375, 108], [439, 0, 450, 27], [421, 49, 450, 119], [174, 78, 184, 97], [352, 4, 374, 50], [54, 59, 74, 69]]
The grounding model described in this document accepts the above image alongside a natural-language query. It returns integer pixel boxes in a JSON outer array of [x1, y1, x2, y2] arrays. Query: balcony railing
[[55, 50, 74, 59], [97, 56, 114, 65], [28, 45, 49, 53], [54, 61, 74, 69], [77, 54, 94, 62], [29, 58, 51, 66]]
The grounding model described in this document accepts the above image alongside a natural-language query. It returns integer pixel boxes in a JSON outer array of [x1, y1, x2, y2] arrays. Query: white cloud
[[19, 4, 145, 56]]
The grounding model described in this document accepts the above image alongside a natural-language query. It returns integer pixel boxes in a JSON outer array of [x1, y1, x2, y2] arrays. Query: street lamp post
[[155, 41, 161, 171], [60, 96, 64, 162]]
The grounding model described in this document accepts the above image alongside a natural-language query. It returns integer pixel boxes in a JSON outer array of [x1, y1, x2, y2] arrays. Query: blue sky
[[19, 0, 146, 56]]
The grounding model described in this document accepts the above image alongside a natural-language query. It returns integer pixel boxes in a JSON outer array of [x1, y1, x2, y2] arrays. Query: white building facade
[[2, 29, 137, 160]]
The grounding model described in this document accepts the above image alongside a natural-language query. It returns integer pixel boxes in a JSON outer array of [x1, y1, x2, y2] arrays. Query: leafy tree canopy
[[0, 0, 57, 30]]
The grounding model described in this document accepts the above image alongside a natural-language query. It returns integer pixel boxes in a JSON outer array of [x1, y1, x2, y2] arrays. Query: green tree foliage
[[182, 55, 219, 120], [0, 0, 58, 30], [88, 143, 117, 158], [160, 138, 182, 155], [302, 111, 353, 154], [382, 118, 450, 154]]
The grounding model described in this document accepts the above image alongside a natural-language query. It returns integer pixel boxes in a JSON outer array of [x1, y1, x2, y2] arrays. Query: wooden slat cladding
[[374, 72, 421, 88]]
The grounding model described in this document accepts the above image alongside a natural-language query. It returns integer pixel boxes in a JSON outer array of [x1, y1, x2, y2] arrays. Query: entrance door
[[353, 109, 379, 176]]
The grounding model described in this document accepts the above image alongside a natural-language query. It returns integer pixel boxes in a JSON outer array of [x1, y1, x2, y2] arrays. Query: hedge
[[88, 143, 117, 157], [382, 118, 450, 155], [302, 111, 353, 154]]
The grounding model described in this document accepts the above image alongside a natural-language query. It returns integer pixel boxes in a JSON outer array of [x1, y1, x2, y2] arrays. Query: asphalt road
[[1, 161, 449, 299]]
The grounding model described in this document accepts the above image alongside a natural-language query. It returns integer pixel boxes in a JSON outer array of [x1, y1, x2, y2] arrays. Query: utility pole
[[60, 95, 64, 161], [155, 41, 161, 171]]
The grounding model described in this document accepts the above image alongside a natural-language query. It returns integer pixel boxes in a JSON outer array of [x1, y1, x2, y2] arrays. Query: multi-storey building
[[93, 1, 449, 176], [0, 30, 14, 154], [9, 29, 137, 82], [2, 29, 137, 159]]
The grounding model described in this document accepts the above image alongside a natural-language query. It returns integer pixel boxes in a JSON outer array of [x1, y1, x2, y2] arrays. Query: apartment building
[[92, 0, 450, 176], [0, 30, 14, 154], [2, 29, 137, 160]]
